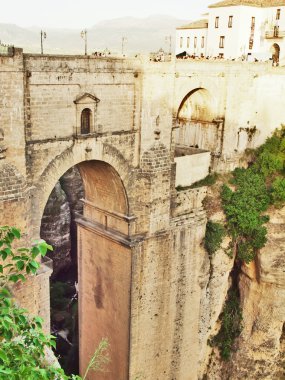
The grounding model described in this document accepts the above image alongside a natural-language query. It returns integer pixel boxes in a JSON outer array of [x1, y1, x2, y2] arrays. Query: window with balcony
[[215, 16, 219, 28], [276, 9, 281, 20], [228, 16, 233, 28], [219, 36, 225, 48]]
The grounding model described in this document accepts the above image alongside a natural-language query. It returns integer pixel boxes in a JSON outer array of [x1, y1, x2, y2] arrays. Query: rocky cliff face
[[40, 166, 84, 277], [59, 167, 84, 267], [230, 205, 285, 379], [200, 190, 285, 379], [40, 182, 71, 277]]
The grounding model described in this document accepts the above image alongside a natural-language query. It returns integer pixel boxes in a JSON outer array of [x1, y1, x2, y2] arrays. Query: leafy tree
[[0, 226, 108, 380]]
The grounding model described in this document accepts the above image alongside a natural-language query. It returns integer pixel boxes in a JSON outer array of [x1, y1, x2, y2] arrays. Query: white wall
[[259, 7, 285, 62], [174, 5, 285, 62], [206, 5, 285, 61], [207, 6, 244, 58], [175, 151, 211, 187], [176, 28, 208, 56]]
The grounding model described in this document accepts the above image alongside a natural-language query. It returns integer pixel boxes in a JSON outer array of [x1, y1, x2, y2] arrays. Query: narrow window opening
[[219, 36, 225, 48], [215, 16, 219, 28], [80, 108, 91, 135], [274, 25, 279, 37], [228, 16, 233, 28]]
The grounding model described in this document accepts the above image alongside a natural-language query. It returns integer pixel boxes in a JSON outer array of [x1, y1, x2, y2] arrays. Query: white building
[[176, 19, 208, 57], [176, 0, 285, 63]]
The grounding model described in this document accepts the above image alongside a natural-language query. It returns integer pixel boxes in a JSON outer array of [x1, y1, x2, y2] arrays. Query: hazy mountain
[[0, 15, 188, 55]]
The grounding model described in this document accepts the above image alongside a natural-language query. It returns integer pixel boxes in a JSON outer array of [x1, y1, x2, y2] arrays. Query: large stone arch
[[34, 141, 135, 379], [174, 87, 224, 154], [30, 140, 133, 237]]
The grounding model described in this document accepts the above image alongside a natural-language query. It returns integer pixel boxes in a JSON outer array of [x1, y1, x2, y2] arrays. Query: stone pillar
[[77, 218, 132, 380]]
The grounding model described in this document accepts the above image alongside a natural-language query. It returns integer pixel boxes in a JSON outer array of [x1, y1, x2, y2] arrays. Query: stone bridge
[[1, 48, 285, 379]]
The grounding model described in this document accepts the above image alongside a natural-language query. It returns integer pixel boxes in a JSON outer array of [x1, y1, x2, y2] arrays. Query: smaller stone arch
[[177, 88, 215, 122], [175, 87, 224, 154]]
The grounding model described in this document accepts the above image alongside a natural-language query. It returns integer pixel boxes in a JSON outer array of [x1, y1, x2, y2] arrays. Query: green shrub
[[254, 127, 285, 176], [204, 221, 225, 256], [271, 176, 285, 206], [0, 226, 108, 380], [221, 168, 270, 263]]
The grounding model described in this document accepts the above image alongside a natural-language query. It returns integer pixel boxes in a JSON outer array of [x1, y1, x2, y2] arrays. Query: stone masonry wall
[[1, 50, 285, 379]]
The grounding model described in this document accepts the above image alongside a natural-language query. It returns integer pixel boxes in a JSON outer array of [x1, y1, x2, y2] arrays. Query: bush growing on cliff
[[270, 176, 285, 206], [204, 221, 225, 256], [210, 127, 285, 360], [221, 127, 285, 263], [0, 226, 109, 380], [221, 169, 270, 263]]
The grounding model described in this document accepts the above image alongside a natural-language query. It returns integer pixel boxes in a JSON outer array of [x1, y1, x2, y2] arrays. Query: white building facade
[[176, 0, 285, 63], [176, 20, 208, 57]]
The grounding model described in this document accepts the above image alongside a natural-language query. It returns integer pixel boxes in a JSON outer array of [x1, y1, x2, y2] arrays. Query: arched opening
[[271, 43, 280, 66], [80, 108, 92, 134], [175, 88, 223, 154], [41, 166, 83, 375], [40, 160, 132, 380]]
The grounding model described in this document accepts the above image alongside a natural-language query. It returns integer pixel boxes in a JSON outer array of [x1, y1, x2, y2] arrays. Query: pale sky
[[1, 0, 214, 29]]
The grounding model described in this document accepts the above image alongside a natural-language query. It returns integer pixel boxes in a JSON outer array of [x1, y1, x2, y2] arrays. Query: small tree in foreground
[[0, 226, 109, 380]]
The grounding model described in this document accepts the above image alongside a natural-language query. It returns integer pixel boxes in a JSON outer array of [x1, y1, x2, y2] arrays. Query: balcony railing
[[265, 30, 285, 39]]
